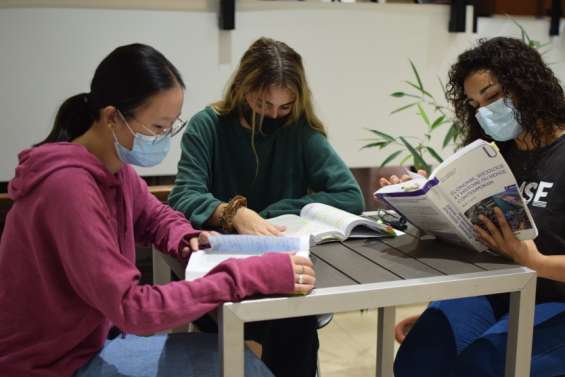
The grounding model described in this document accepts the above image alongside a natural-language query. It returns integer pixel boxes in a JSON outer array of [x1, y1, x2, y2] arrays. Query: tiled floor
[[317, 304, 428, 377]]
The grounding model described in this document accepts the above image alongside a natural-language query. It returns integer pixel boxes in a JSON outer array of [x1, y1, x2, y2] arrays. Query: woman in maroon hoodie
[[0, 43, 315, 377]]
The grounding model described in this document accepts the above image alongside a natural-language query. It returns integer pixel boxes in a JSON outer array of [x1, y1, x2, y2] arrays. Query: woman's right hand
[[379, 169, 427, 187], [232, 207, 286, 236], [290, 254, 316, 294]]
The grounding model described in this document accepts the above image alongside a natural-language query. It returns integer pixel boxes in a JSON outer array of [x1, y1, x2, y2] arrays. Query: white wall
[[0, 2, 564, 181]]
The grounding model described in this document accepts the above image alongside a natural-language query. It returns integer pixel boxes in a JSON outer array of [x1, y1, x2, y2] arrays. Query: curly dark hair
[[446, 37, 565, 148]]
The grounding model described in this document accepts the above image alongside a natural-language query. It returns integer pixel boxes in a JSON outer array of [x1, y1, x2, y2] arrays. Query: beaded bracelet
[[219, 195, 247, 232]]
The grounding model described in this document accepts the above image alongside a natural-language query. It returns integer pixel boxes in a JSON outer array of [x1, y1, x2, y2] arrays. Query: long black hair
[[447, 37, 565, 148], [38, 43, 184, 145]]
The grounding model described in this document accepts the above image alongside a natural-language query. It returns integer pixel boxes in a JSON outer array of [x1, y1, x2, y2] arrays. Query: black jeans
[[194, 314, 319, 377]]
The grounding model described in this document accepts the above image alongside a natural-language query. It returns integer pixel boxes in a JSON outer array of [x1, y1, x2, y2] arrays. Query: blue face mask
[[475, 97, 523, 142], [113, 121, 171, 167]]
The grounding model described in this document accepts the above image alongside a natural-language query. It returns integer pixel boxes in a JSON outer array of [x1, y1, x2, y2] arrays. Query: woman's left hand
[[181, 231, 220, 258], [474, 207, 542, 268]]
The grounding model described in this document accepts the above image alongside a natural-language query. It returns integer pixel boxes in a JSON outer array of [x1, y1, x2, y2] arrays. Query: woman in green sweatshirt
[[169, 37, 364, 377], [170, 37, 363, 235]]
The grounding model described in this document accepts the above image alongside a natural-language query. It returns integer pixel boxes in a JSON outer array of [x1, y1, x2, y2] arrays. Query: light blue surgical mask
[[113, 114, 171, 167], [475, 97, 523, 142]]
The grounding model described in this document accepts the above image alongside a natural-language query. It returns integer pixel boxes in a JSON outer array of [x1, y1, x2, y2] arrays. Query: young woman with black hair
[[0, 43, 314, 377], [393, 37, 565, 377]]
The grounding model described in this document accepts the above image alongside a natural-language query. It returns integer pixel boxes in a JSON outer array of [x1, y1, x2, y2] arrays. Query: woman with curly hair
[[394, 37, 565, 377]]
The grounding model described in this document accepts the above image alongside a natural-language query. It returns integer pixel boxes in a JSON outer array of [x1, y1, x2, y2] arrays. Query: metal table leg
[[220, 304, 245, 377], [505, 275, 536, 377], [377, 306, 396, 377]]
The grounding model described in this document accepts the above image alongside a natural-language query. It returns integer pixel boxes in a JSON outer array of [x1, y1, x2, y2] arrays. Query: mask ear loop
[[109, 121, 131, 157], [116, 111, 136, 137], [109, 123, 119, 144]]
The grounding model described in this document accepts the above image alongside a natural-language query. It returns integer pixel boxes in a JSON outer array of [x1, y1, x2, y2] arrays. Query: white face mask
[[475, 97, 523, 142]]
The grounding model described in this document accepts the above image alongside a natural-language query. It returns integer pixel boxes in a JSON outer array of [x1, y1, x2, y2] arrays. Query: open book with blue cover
[[266, 203, 397, 244], [374, 139, 538, 252], [186, 235, 309, 281]]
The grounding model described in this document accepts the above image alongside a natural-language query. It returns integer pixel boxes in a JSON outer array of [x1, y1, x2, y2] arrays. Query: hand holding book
[[378, 169, 428, 187], [179, 231, 219, 258], [475, 206, 542, 267]]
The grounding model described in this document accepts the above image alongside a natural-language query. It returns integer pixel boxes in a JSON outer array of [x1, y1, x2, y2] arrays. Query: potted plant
[[361, 60, 460, 175]]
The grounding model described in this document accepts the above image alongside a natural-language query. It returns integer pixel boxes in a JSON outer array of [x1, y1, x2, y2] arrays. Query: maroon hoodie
[[0, 143, 294, 377]]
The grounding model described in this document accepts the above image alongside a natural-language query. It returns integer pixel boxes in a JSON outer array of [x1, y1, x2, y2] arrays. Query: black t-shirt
[[503, 136, 565, 302]]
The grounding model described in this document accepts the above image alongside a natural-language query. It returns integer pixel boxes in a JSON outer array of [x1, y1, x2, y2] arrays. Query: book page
[[300, 203, 363, 236], [208, 235, 310, 254], [432, 140, 537, 241], [267, 213, 341, 242], [186, 235, 310, 281], [268, 204, 395, 243]]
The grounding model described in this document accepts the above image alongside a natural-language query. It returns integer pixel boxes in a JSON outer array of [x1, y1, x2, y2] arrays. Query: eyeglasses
[[365, 209, 407, 231], [118, 111, 187, 144], [163, 118, 188, 138]]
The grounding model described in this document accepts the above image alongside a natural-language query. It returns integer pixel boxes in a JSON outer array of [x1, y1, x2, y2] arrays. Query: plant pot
[[394, 314, 420, 343]]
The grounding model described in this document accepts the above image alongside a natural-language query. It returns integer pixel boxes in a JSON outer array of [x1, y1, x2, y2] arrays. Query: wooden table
[[153, 226, 536, 377]]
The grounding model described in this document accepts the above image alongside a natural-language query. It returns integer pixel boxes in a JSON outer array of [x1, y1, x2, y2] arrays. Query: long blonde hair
[[212, 37, 327, 176], [212, 38, 326, 170]]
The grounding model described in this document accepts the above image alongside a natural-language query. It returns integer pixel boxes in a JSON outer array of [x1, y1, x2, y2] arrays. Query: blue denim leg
[[73, 333, 274, 377], [394, 296, 497, 377], [453, 302, 565, 377]]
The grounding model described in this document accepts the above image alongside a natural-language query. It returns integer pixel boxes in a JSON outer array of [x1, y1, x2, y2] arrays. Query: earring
[[107, 123, 113, 128]]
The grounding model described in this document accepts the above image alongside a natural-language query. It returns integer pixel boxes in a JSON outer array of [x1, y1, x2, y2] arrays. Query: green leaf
[[438, 76, 448, 101], [509, 16, 528, 43], [399, 136, 430, 172], [360, 141, 390, 150], [380, 150, 403, 167], [392, 92, 421, 99], [366, 129, 396, 142], [405, 81, 434, 98], [509, 15, 549, 53], [391, 102, 419, 115], [399, 154, 412, 166], [409, 59, 423, 91], [431, 115, 446, 130], [417, 104, 431, 126], [442, 123, 459, 148], [425, 146, 444, 163]]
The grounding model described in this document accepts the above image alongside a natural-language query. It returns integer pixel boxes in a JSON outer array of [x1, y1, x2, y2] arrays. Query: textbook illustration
[[267, 203, 397, 244], [186, 235, 309, 281], [374, 139, 538, 252]]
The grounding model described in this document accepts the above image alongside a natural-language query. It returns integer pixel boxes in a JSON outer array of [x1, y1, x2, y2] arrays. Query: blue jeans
[[74, 333, 273, 377], [394, 295, 565, 377]]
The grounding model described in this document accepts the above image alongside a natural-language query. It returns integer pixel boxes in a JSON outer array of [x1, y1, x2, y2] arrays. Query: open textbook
[[186, 235, 310, 281], [374, 139, 538, 252], [266, 203, 397, 244]]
